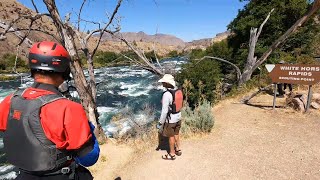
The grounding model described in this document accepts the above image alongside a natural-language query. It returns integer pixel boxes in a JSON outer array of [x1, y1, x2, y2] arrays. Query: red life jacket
[[167, 88, 184, 114]]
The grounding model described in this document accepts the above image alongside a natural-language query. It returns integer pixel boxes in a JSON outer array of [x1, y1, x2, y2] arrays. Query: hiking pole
[[273, 83, 277, 110], [305, 85, 312, 113]]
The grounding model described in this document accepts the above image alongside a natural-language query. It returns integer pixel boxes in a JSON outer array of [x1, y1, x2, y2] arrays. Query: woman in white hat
[[157, 74, 182, 160]]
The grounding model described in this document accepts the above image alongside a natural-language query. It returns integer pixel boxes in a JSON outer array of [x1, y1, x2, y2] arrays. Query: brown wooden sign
[[266, 64, 320, 85]]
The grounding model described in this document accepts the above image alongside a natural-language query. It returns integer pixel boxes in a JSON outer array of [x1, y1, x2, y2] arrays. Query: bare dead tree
[[196, 0, 320, 87], [0, 0, 125, 141], [238, 8, 274, 85], [111, 32, 165, 75]]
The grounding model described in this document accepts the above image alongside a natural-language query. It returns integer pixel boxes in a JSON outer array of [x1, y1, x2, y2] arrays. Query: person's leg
[[289, 84, 293, 92], [277, 83, 284, 96], [169, 136, 176, 156], [174, 134, 180, 151], [162, 123, 176, 160], [75, 166, 93, 180], [174, 121, 182, 156]]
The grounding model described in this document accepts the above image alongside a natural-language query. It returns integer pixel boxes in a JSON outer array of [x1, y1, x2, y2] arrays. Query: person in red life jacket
[[0, 41, 99, 180], [157, 74, 183, 160]]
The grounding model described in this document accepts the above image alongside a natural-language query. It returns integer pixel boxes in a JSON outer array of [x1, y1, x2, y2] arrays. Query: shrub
[[181, 100, 214, 135], [0, 53, 27, 72]]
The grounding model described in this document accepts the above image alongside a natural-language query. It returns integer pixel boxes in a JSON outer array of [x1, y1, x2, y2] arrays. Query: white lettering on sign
[[301, 66, 320, 72], [280, 66, 299, 71], [279, 76, 315, 82], [288, 71, 312, 76]]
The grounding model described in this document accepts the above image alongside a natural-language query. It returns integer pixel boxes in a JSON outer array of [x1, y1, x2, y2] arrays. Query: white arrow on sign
[[265, 64, 275, 73]]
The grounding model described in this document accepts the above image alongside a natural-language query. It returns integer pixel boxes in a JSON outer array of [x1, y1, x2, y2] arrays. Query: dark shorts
[[162, 121, 181, 137]]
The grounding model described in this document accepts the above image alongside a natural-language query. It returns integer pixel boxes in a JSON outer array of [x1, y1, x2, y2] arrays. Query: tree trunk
[[43, 0, 106, 142], [238, 70, 254, 86], [239, 28, 258, 86]]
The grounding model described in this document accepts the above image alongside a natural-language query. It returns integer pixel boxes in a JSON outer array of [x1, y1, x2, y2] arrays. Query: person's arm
[[63, 102, 100, 167], [75, 122, 100, 167], [159, 92, 171, 124], [0, 95, 12, 131]]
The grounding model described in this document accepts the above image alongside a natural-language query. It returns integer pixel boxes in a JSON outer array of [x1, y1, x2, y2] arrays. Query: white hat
[[158, 74, 176, 87]]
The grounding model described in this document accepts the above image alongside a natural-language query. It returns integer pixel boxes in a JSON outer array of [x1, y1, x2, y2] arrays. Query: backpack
[[167, 88, 184, 114]]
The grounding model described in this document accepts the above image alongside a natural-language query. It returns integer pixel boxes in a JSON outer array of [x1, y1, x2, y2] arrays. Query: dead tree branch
[[112, 33, 164, 75], [241, 84, 274, 104], [195, 56, 242, 81], [252, 0, 320, 71], [0, 20, 33, 47], [78, 0, 87, 31], [256, 8, 274, 39], [31, 0, 39, 13], [92, 0, 122, 56]]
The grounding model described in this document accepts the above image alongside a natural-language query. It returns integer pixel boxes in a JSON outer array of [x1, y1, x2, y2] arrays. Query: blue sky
[[18, 0, 246, 42]]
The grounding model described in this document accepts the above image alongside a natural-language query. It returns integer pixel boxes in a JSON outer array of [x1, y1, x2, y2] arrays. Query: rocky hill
[[183, 31, 230, 51], [184, 38, 212, 51], [100, 31, 185, 47], [0, 0, 182, 58], [0, 0, 224, 59], [212, 31, 231, 43]]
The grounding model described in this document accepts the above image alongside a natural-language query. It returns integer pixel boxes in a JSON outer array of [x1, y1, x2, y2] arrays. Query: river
[[0, 57, 186, 179]]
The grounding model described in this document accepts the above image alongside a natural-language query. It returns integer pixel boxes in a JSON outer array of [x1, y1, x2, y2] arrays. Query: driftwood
[[286, 93, 320, 112], [291, 97, 305, 111], [241, 84, 273, 104], [311, 102, 320, 109]]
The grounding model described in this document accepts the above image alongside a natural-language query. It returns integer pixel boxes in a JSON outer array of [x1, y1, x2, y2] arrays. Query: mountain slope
[[101, 31, 185, 47]]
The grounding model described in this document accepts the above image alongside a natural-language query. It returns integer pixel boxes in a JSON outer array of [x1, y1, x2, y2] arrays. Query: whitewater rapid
[[0, 58, 186, 179]]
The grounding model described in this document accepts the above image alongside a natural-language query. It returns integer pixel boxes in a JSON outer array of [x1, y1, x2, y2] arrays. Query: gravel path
[[116, 95, 320, 180]]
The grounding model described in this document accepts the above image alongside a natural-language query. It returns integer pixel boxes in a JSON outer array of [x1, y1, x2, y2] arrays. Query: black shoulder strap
[[166, 89, 176, 102], [38, 94, 65, 107], [11, 88, 65, 106], [12, 88, 28, 98]]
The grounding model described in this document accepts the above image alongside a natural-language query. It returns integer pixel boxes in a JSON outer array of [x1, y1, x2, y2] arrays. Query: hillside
[[0, 0, 230, 60], [100, 31, 186, 47], [184, 31, 230, 51], [0, 0, 184, 58]]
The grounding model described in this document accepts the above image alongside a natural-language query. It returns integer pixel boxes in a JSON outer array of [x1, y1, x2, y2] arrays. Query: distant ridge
[[100, 31, 186, 47]]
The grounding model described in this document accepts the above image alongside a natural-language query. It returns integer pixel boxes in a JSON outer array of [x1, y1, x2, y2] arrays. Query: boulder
[[313, 93, 320, 104], [311, 102, 320, 110], [299, 94, 308, 109], [292, 98, 305, 112]]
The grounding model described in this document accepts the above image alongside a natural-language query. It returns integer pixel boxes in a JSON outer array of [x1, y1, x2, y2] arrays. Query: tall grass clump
[[181, 100, 214, 135]]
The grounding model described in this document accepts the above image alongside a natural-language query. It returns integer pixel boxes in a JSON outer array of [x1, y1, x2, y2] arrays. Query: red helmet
[[28, 41, 71, 80]]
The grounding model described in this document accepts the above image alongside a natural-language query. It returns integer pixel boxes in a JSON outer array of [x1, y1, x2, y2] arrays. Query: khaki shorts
[[162, 121, 181, 137]]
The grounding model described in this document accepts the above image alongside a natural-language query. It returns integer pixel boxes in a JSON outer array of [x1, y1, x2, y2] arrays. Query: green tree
[[228, 0, 318, 68], [94, 51, 118, 66], [145, 50, 161, 62], [176, 59, 221, 108], [167, 50, 179, 58], [229, 0, 309, 50], [0, 53, 27, 72]]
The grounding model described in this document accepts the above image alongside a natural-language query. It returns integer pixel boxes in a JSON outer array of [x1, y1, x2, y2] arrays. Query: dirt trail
[[113, 94, 320, 180]]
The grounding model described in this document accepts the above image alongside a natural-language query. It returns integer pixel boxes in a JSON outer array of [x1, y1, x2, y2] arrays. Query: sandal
[[175, 149, 182, 156], [162, 154, 176, 160]]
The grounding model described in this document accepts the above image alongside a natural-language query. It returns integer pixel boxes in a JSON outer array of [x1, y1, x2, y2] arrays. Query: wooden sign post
[[266, 64, 320, 112]]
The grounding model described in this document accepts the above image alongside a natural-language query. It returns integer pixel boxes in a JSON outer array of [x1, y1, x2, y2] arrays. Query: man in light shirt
[[157, 74, 182, 160]]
